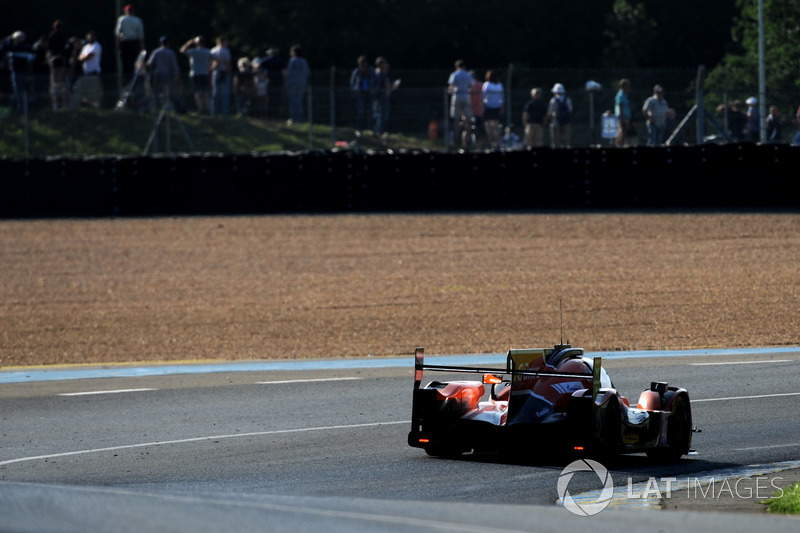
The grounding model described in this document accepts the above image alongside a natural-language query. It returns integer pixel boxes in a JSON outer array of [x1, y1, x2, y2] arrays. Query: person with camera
[[180, 35, 212, 114]]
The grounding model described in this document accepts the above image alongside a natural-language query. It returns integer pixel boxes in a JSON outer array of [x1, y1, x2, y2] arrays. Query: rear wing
[[413, 346, 602, 397]]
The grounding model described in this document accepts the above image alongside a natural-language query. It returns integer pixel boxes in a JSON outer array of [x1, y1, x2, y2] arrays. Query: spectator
[[447, 59, 472, 148], [180, 35, 212, 114], [115, 4, 145, 82], [793, 105, 800, 146], [482, 69, 504, 149], [766, 105, 786, 143], [147, 36, 179, 110], [260, 47, 286, 119], [726, 100, 746, 141], [371, 56, 398, 136], [46, 20, 71, 110], [32, 35, 50, 105], [469, 70, 484, 147], [522, 87, 547, 148], [4, 31, 34, 111], [744, 96, 759, 142], [70, 31, 103, 109], [285, 44, 310, 124], [250, 57, 268, 118], [210, 35, 232, 117], [350, 55, 373, 133], [500, 126, 524, 150], [642, 84, 668, 146], [614, 78, 632, 147], [548, 82, 573, 148], [234, 57, 257, 116]]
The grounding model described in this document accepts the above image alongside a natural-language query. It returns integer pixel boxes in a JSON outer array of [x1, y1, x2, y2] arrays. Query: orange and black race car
[[408, 344, 692, 461]]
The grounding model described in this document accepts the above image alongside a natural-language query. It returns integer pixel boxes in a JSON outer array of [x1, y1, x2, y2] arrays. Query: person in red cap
[[115, 4, 145, 82]]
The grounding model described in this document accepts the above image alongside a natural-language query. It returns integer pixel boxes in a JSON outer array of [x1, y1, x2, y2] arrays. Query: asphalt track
[[2, 348, 800, 532]]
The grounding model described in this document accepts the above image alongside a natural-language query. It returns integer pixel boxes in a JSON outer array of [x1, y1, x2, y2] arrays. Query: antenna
[[559, 300, 563, 345]]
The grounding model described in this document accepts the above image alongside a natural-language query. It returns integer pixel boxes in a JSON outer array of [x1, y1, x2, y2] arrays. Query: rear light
[[418, 438, 430, 444], [573, 446, 585, 451]]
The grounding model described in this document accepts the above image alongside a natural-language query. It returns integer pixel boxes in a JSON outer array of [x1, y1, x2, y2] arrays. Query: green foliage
[[603, 0, 738, 68], [4, 0, 739, 72], [765, 481, 800, 515], [708, 0, 800, 103]]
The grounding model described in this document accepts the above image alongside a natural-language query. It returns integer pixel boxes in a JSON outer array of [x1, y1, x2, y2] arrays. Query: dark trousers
[[119, 40, 141, 79]]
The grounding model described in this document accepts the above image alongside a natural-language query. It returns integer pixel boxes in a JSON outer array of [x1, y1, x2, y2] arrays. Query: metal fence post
[[330, 66, 336, 148], [443, 88, 450, 151], [307, 85, 313, 150]]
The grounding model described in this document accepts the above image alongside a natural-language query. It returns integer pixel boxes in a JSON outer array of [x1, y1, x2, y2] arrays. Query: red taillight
[[573, 446, 585, 451], [418, 438, 430, 444]]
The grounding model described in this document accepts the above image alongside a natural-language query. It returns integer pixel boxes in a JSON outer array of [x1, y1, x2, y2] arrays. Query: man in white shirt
[[115, 4, 145, 81], [71, 31, 103, 109], [210, 36, 232, 117]]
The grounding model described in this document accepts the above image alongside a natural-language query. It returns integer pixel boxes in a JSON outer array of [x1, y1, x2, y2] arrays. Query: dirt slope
[[2, 213, 799, 367]]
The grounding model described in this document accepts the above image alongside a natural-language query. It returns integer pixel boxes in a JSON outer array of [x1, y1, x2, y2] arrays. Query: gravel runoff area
[[2, 212, 799, 368]]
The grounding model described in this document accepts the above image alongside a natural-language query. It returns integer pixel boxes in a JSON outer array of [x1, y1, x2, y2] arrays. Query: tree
[[603, 0, 738, 68], [706, 0, 800, 107]]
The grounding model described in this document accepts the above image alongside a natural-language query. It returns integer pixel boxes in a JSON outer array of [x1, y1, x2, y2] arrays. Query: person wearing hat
[[547, 83, 573, 148], [115, 4, 145, 82], [146, 36, 180, 110], [745, 96, 760, 142], [642, 84, 669, 146], [4, 31, 34, 110]]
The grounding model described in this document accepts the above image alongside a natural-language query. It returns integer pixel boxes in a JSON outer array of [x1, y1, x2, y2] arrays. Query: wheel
[[597, 399, 621, 460], [647, 394, 692, 462]]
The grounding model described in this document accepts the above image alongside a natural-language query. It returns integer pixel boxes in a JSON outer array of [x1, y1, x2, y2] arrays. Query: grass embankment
[[766, 483, 800, 515], [0, 109, 437, 158]]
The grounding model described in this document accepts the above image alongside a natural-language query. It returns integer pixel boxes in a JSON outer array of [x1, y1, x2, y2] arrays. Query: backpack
[[555, 97, 572, 125]]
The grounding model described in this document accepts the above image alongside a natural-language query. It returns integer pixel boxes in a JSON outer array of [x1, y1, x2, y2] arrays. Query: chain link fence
[[2, 65, 799, 157]]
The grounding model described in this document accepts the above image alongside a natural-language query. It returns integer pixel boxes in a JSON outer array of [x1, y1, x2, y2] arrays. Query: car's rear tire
[[597, 399, 621, 460], [647, 395, 691, 462]]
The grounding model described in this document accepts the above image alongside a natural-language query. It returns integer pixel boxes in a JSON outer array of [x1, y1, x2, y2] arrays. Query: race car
[[408, 344, 692, 461]]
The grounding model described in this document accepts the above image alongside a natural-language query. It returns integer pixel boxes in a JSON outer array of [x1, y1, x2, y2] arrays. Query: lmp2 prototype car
[[408, 344, 693, 461]]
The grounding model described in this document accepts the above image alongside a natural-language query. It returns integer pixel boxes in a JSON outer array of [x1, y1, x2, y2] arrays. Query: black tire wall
[[1, 144, 797, 218]]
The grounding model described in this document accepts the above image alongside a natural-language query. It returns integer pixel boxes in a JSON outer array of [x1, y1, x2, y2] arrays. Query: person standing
[[115, 4, 145, 82], [642, 84, 668, 146], [765, 105, 786, 143], [522, 87, 547, 148], [260, 47, 286, 119], [350, 55, 373, 133], [371, 56, 398, 136], [210, 35, 232, 117], [285, 44, 310, 124], [482, 70, 504, 149], [5, 31, 34, 111], [614, 78, 632, 147], [548, 83, 573, 148], [744, 96, 760, 142], [447, 59, 472, 148], [46, 20, 71, 110], [468, 70, 484, 147], [146, 36, 179, 110], [70, 30, 103, 109], [180, 36, 212, 114], [793, 105, 800, 146]]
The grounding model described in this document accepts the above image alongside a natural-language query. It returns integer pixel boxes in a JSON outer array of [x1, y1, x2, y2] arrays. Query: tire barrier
[[1, 144, 797, 218]]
